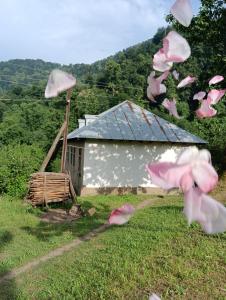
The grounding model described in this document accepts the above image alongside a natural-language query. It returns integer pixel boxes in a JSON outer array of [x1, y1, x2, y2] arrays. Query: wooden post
[[61, 88, 73, 173], [40, 121, 66, 172]]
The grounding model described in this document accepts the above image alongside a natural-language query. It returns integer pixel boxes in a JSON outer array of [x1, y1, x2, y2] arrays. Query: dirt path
[[0, 199, 153, 283]]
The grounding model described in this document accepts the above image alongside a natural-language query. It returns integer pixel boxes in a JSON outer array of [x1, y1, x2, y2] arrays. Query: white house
[[66, 100, 206, 195]]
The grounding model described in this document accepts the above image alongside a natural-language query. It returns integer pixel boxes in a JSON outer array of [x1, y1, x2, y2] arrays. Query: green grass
[[0, 194, 149, 276], [0, 195, 225, 300]]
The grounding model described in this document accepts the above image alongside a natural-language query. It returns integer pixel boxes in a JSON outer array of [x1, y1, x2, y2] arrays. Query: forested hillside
[[0, 0, 225, 196]]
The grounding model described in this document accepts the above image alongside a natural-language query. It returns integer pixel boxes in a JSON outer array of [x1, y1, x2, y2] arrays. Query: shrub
[[0, 144, 44, 197]]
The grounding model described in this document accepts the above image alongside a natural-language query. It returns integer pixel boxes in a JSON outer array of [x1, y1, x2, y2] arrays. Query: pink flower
[[162, 98, 182, 119], [209, 75, 224, 85], [147, 71, 169, 101], [153, 49, 173, 72], [153, 31, 191, 72], [163, 31, 191, 63], [109, 204, 135, 225], [207, 89, 226, 105], [45, 69, 76, 98], [147, 147, 218, 193], [171, 0, 193, 27], [193, 91, 206, 101], [184, 187, 226, 234], [177, 76, 197, 88], [196, 98, 217, 119]]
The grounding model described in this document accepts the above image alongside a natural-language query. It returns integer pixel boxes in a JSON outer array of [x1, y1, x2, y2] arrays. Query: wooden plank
[[40, 122, 66, 172], [61, 88, 73, 173]]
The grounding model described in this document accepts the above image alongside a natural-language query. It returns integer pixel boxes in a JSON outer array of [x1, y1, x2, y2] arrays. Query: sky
[[0, 0, 201, 65]]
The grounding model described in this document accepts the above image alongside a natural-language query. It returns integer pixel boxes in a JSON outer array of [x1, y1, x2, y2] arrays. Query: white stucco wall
[[83, 140, 190, 188]]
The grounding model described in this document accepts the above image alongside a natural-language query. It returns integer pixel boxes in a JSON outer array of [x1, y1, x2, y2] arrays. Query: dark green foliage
[[0, 144, 44, 196]]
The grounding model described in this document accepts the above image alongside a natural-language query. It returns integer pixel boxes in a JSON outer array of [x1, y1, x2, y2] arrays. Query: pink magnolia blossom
[[207, 89, 226, 105], [45, 69, 76, 98], [196, 98, 217, 119], [147, 71, 169, 101], [162, 98, 182, 119], [193, 91, 206, 101], [109, 204, 135, 225], [209, 75, 224, 85], [177, 76, 197, 88], [172, 70, 180, 80], [171, 0, 193, 27], [146, 147, 218, 193], [153, 31, 191, 72], [184, 187, 226, 234]]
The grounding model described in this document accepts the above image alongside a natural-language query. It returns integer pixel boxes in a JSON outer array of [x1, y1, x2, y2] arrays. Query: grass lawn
[[0, 194, 225, 299], [0, 194, 149, 275]]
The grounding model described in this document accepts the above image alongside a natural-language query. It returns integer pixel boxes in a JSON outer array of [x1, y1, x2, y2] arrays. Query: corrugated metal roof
[[67, 100, 206, 144]]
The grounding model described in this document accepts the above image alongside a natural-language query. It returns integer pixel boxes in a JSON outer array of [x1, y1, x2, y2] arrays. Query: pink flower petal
[[192, 161, 218, 193], [162, 98, 182, 119], [147, 71, 168, 101], [209, 75, 224, 85], [184, 188, 226, 234], [45, 69, 76, 98], [195, 99, 217, 118], [207, 89, 226, 105], [176, 146, 199, 165], [171, 0, 193, 27], [193, 91, 206, 101], [109, 204, 135, 225], [163, 31, 191, 63], [177, 76, 197, 88], [157, 70, 170, 82], [147, 162, 192, 191], [153, 49, 173, 72], [172, 70, 180, 80]]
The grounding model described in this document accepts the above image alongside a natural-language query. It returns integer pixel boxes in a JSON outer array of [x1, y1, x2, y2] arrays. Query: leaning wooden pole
[[61, 88, 73, 173], [40, 121, 66, 172]]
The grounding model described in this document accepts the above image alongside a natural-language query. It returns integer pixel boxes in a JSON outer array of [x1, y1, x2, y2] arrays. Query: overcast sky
[[0, 0, 200, 65]]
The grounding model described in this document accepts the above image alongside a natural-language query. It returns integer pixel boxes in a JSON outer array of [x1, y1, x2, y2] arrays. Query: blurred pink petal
[[153, 49, 173, 72], [162, 98, 182, 119], [149, 293, 161, 300], [172, 70, 180, 80], [147, 147, 217, 193], [163, 31, 191, 63], [147, 162, 192, 191], [45, 69, 76, 98], [207, 89, 226, 105], [109, 204, 135, 225], [176, 146, 199, 165], [176, 147, 211, 165], [157, 70, 170, 82], [196, 99, 217, 118], [171, 0, 193, 27], [192, 161, 218, 193], [147, 71, 168, 101], [184, 188, 226, 234], [193, 91, 206, 101], [177, 76, 197, 88], [209, 75, 224, 85]]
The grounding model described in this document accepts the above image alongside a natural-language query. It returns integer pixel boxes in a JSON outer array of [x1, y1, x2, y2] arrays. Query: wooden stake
[[40, 121, 66, 172], [61, 88, 73, 173]]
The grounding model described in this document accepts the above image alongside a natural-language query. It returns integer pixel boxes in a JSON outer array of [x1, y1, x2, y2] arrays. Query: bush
[[0, 144, 44, 197]]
